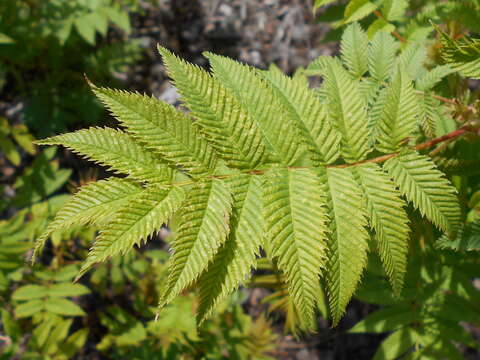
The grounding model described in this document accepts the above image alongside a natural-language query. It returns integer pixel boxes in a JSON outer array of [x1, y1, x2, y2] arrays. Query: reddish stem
[[332, 126, 471, 169], [373, 10, 407, 43]]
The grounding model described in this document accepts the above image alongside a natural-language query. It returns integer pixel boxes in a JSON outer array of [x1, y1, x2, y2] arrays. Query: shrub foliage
[[34, 23, 472, 331]]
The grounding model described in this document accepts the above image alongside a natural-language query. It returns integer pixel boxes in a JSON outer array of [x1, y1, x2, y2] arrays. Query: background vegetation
[[1, 0, 479, 359]]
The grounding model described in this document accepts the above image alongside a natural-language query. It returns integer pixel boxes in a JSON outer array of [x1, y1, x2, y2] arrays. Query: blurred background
[[0, 1, 479, 359]]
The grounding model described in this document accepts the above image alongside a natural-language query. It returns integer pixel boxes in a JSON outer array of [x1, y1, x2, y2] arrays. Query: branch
[[414, 90, 457, 106], [414, 90, 478, 113], [151, 126, 475, 189], [373, 10, 407, 43], [331, 125, 472, 169]]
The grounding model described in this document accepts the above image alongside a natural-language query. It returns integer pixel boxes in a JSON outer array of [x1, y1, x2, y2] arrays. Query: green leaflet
[[367, 19, 395, 39], [260, 66, 341, 165], [437, 28, 480, 79], [78, 185, 186, 279], [381, 0, 409, 22], [204, 52, 306, 166], [197, 175, 263, 323], [373, 327, 417, 360], [416, 65, 453, 91], [417, 93, 443, 138], [159, 47, 267, 169], [356, 164, 410, 295], [368, 87, 388, 136], [340, 23, 369, 78], [92, 86, 218, 177], [160, 178, 233, 309], [375, 70, 419, 153], [314, 0, 336, 11], [384, 151, 461, 233], [349, 304, 417, 333], [359, 78, 382, 106], [437, 222, 480, 251], [33, 178, 143, 260], [36, 127, 172, 183], [322, 58, 371, 163], [368, 31, 398, 82], [0, 33, 14, 44], [12, 285, 49, 300], [251, 257, 320, 334], [341, 0, 377, 26], [75, 15, 96, 45], [304, 55, 331, 77], [415, 65, 454, 137], [263, 168, 329, 327], [395, 43, 427, 81], [326, 167, 370, 324]]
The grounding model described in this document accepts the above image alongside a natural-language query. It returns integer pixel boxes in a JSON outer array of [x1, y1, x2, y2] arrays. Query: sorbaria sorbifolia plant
[[34, 23, 477, 329]]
